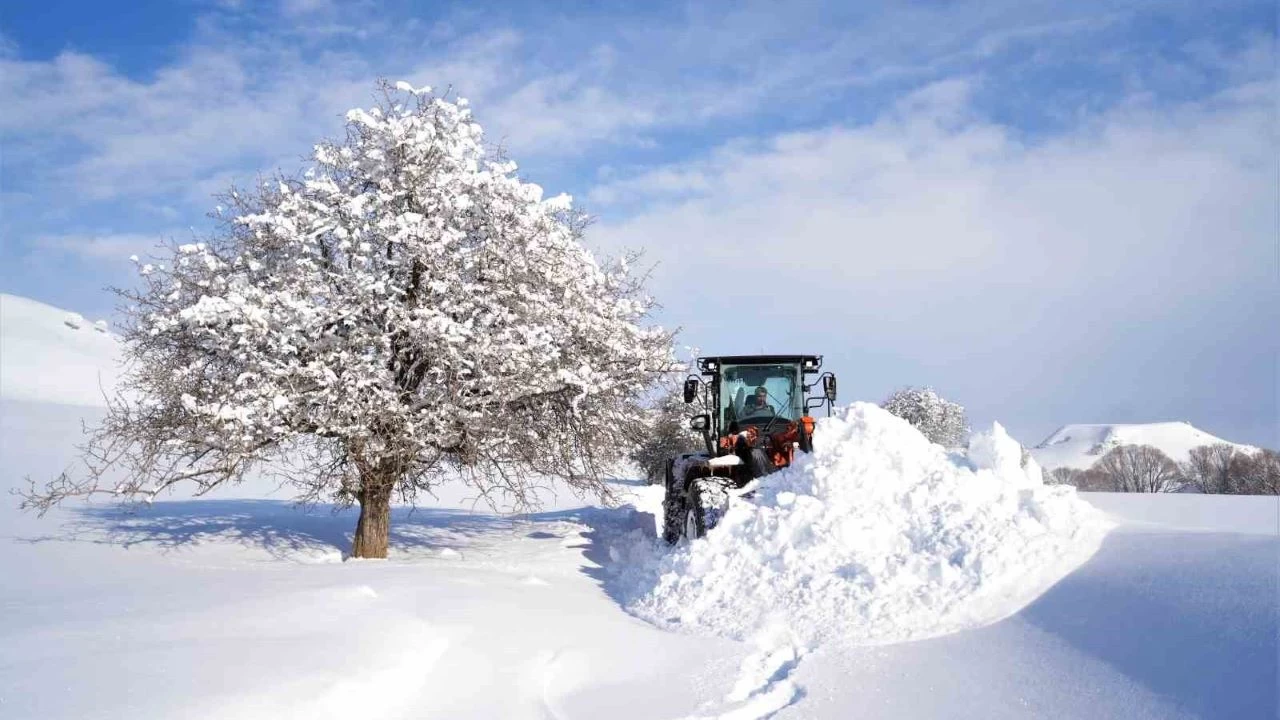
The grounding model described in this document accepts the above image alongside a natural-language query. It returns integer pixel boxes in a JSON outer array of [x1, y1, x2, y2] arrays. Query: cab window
[[719, 363, 800, 427]]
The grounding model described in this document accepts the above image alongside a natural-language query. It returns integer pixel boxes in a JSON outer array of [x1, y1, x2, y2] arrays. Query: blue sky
[[2, 0, 1276, 448]]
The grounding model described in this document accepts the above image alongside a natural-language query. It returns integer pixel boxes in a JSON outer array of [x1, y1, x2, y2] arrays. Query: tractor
[[662, 355, 837, 544]]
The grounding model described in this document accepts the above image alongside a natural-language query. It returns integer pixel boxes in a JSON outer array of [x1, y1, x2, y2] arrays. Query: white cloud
[[0, 0, 1168, 210], [0, 30, 17, 58], [33, 231, 185, 260], [280, 0, 335, 16], [0, 24, 659, 205], [590, 70, 1276, 442]]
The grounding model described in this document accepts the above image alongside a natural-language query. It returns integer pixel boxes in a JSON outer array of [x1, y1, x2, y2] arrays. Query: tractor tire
[[655, 457, 673, 486], [682, 479, 730, 542], [661, 482, 687, 545]]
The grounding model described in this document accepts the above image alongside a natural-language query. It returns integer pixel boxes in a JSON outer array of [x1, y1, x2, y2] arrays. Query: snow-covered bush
[[629, 390, 704, 484], [880, 386, 970, 448], [23, 81, 675, 558]]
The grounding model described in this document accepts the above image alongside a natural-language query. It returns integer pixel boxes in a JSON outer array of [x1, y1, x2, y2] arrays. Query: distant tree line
[[1046, 443, 1280, 495]]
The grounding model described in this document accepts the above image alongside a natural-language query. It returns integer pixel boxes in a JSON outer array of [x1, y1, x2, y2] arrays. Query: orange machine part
[[718, 417, 817, 471]]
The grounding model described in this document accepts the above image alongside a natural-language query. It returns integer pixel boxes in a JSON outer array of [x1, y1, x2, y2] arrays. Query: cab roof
[[697, 355, 823, 375]]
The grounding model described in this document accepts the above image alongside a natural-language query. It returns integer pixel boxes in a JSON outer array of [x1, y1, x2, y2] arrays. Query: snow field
[[3, 295, 1273, 719], [608, 403, 1111, 647]]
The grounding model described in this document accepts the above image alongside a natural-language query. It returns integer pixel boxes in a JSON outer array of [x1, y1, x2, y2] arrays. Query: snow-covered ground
[[1031, 421, 1257, 471], [0, 294, 121, 408], [1, 295, 1276, 719]]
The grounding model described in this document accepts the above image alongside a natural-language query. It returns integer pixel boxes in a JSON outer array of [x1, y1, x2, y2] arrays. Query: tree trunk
[[351, 480, 392, 559]]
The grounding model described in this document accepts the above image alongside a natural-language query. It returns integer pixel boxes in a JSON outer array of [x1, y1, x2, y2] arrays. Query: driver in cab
[[742, 385, 774, 416]]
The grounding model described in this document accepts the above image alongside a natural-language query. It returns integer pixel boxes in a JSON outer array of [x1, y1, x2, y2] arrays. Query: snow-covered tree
[[629, 389, 704, 484], [24, 81, 675, 558], [881, 386, 970, 448], [1090, 445, 1183, 493]]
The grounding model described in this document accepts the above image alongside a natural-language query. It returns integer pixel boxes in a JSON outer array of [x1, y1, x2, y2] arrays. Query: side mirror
[[683, 378, 699, 404], [823, 375, 837, 402], [689, 414, 709, 431]]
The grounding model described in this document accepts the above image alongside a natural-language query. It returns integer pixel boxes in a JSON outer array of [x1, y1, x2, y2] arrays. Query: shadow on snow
[[1016, 530, 1279, 720], [19, 492, 658, 568], [26, 500, 548, 559]]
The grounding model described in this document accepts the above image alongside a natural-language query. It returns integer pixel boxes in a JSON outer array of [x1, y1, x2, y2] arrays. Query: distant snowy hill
[[0, 293, 120, 407], [1031, 422, 1256, 471]]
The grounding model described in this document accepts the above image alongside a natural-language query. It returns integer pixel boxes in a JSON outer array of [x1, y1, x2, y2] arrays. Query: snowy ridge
[[1030, 422, 1256, 471], [608, 403, 1111, 647], [0, 294, 121, 407]]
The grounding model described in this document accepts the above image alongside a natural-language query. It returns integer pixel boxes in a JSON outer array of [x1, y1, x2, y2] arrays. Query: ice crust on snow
[[614, 403, 1110, 646]]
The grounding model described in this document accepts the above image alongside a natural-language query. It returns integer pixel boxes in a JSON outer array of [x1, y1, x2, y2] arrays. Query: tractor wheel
[[661, 467, 687, 545], [655, 457, 673, 486], [682, 480, 730, 542]]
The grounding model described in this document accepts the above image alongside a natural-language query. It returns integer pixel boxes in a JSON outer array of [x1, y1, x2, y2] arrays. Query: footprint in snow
[[681, 637, 804, 720], [349, 585, 378, 599]]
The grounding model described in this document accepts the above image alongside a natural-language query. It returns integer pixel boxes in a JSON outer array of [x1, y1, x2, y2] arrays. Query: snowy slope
[[1031, 421, 1256, 470], [1, 294, 1275, 719], [0, 293, 121, 407]]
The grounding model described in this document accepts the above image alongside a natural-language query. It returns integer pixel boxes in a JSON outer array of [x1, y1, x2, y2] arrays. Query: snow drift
[[611, 403, 1111, 646]]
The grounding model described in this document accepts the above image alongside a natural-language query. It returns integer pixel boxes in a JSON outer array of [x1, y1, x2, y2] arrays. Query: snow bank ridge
[[615, 402, 1110, 647]]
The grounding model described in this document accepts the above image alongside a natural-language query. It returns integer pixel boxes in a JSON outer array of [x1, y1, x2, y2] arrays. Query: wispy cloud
[[8, 0, 1252, 213], [590, 45, 1276, 442], [32, 232, 179, 261]]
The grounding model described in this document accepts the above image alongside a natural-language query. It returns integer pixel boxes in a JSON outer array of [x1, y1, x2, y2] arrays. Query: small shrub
[[882, 386, 970, 448]]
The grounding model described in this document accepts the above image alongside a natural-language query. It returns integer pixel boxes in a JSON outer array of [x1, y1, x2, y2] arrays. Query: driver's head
[[753, 386, 768, 404]]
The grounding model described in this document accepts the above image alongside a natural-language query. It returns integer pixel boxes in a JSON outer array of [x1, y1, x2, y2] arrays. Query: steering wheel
[[740, 406, 775, 420]]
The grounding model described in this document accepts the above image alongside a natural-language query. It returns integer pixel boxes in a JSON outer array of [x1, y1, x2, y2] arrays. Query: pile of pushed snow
[[1031, 422, 1256, 471], [612, 403, 1110, 646], [1, 294, 121, 407]]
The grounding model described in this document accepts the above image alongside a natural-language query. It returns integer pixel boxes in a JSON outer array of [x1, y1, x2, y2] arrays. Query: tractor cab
[[664, 354, 836, 544], [683, 355, 836, 452]]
